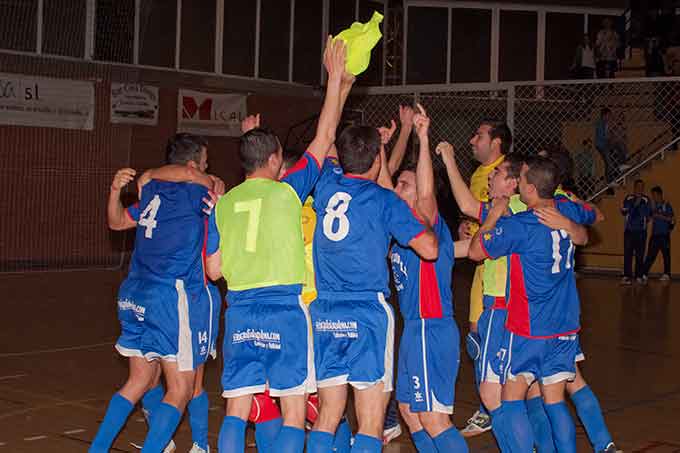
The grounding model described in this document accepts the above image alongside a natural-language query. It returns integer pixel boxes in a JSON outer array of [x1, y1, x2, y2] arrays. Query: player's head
[[166, 133, 208, 172], [239, 127, 283, 177], [278, 148, 304, 180], [336, 125, 382, 179], [488, 154, 523, 199], [470, 120, 512, 165], [538, 146, 574, 187], [519, 156, 560, 205], [394, 163, 417, 208], [634, 178, 645, 194], [651, 185, 663, 202]]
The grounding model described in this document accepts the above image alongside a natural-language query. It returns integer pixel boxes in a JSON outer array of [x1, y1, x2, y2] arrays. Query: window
[[546, 12, 584, 80], [499, 10, 537, 82], [139, 0, 176, 68], [407, 7, 447, 84], [223, 1, 256, 76], [43, 0, 86, 57], [451, 8, 491, 83], [0, 0, 38, 52], [293, 0, 322, 85], [259, 0, 291, 81], [180, 0, 216, 72], [95, 0, 135, 63]]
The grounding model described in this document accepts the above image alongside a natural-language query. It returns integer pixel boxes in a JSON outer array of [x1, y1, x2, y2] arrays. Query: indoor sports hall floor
[[1, 266, 679, 452]]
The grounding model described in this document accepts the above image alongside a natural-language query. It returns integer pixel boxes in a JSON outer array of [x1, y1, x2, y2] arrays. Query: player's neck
[[481, 151, 503, 167], [247, 167, 277, 181], [530, 198, 553, 210]]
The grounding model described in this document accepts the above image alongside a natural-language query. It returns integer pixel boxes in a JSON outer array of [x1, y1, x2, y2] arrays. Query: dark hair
[[525, 156, 560, 199], [239, 127, 281, 174], [541, 146, 574, 185], [165, 133, 207, 165], [336, 125, 381, 174], [480, 119, 513, 154], [601, 107, 611, 116], [504, 153, 524, 180], [282, 148, 305, 172], [651, 185, 663, 195]]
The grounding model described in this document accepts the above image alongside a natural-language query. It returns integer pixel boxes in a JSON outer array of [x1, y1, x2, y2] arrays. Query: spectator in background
[[643, 186, 674, 281], [575, 139, 596, 196], [645, 37, 666, 76], [669, 59, 680, 151], [621, 179, 652, 285], [596, 18, 620, 78], [571, 34, 597, 79], [595, 108, 630, 184]]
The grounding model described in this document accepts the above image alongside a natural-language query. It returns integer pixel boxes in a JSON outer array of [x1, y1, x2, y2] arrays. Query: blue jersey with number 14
[[126, 180, 209, 286], [313, 160, 425, 297]]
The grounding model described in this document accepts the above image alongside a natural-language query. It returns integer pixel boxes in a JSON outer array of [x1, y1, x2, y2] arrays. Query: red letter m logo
[[182, 96, 212, 120]]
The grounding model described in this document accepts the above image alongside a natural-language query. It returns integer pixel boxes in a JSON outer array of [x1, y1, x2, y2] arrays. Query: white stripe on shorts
[[176, 279, 194, 371], [480, 309, 495, 382], [378, 292, 395, 393], [421, 319, 431, 411]]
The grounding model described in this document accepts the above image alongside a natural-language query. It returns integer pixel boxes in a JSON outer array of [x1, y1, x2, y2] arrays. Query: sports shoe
[[249, 390, 281, 423], [460, 410, 492, 438], [660, 274, 671, 281], [641, 275, 648, 284], [383, 399, 402, 444], [598, 442, 622, 453], [620, 277, 632, 285], [130, 440, 176, 452], [188, 443, 209, 453]]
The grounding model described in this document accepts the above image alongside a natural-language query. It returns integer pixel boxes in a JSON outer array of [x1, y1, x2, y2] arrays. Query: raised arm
[[413, 103, 437, 223], [137, 165, 214, 195], [469, 196, 509, 261], [307, 37, 354, 163], [436, 141, 480, 218], [388, 105, 414, 174], [108, 168, 138, 231]]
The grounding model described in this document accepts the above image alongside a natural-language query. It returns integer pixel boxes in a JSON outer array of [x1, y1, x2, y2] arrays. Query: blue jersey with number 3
[[479, 199, 594, 338], [126, 180, 209, 285], [312, 160, 426, 297]]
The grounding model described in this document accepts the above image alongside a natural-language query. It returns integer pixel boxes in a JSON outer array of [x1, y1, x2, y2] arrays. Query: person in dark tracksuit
[[642, 186, 674, 282], [621, 179, 651, 285]]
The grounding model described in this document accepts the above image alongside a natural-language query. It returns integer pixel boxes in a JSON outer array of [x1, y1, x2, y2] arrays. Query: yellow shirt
[[301, 196, 317, 304], [468, 154, 505, 234]]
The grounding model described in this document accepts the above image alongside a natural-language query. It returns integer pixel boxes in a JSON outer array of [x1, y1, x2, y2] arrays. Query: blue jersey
[[651, 201, 674, 235], [126, 180, 209, 286], [313, 160, 426, 297], [390, 212, 454, 320], [622, 194, 651, 232], [479, 199, 595, 338]]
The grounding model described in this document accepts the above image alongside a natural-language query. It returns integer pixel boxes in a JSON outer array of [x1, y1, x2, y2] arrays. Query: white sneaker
[[460, 410, 492, 438], [130, 439, 176, 452], [620, 277, 632, 285], [188, 443, 209, 453], [660, 274, 671, 281], [382, 424, 402, 444]]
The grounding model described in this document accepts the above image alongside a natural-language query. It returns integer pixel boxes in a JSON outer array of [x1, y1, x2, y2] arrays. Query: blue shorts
[[477, 306, 507, 384], [116, 277, 205, 371], [396, 318, 460, 414], [311, 292, 395, 391], [575, 336, 585, 362], [221, 296, 315, 398], [191, 283, 221, 366], [498, 331, 578, 385]]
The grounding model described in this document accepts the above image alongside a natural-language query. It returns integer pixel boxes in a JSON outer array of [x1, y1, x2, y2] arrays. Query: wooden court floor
[[1, 266, 679, 452]]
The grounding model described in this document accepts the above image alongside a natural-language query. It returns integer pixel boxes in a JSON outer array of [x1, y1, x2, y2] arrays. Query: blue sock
[[141, 385, 164, 420], [411, 429, 437, 453], [307, 430, 334, 453], [502, 400, 534, 452], [141, 402, 181, 453], [544, 401, 577, 453], [187, 391, 209, 450], [571, 386, 613, 451], [526, 396, 556, 453], [334, 418, 352, 453], [274, 426, 305, 453], [490, 406, 510, 451], [255, 417, 283, 453], [351, 433, 382, 453], [89, 393, 134, 453], [218, 416, 246, 453], [433, 426, 469, 452]]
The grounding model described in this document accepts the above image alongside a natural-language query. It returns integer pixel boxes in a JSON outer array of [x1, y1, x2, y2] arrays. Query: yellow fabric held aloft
[[334, 11, 384, 76]]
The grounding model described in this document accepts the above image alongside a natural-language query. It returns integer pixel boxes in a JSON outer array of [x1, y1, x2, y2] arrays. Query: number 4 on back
[[139, 195, 161, 239]]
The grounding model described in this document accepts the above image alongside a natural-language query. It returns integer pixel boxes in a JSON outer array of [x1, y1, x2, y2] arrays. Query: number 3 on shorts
[[234, 199, 262, 253], [323, 192, 352, 242]]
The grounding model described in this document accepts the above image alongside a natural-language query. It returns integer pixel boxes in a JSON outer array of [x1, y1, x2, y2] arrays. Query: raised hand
[[377, 120, 397, 145], [435, 141, 454, 162], [412, 103, 430, 140], [324, 36, 348, 82], [241, 114, 260, 134], [399, 105, 415, 128], [208, 175, 226, 196], [112, 168, 136, 191]]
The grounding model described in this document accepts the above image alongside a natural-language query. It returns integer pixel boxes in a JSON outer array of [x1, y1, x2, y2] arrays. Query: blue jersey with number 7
[[479, 199, 594, 338], [126, 180, 210, 285], [312, 159, 426, 297]]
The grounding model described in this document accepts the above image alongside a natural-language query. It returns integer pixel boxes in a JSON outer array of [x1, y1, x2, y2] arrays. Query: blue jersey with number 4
[[126, 180, 209, 286], [313, 161, 426, 297], [479, 199, 595, 338]]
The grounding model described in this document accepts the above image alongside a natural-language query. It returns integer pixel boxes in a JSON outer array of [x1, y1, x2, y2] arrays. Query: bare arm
[[454, 239, 471, 258], [108, 168, 138, 231], [206, 251, 222, 281], [436, 141, 480, 218], [469, 197, 509, 261], [413, 103, 437, 223], [388, 105, 414, 174], [534, 206, 589, 246], [137, 164, 214, 195], [408, 228, 439, 261], [307, 37, 354, 163], [377, 143, 394, 190]]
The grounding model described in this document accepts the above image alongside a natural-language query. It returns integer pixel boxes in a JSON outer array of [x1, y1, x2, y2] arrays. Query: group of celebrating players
[[89, 37, 619, 453]]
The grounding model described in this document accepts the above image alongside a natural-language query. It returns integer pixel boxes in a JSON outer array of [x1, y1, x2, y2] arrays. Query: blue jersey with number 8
[[312, 161, 426, 297]]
